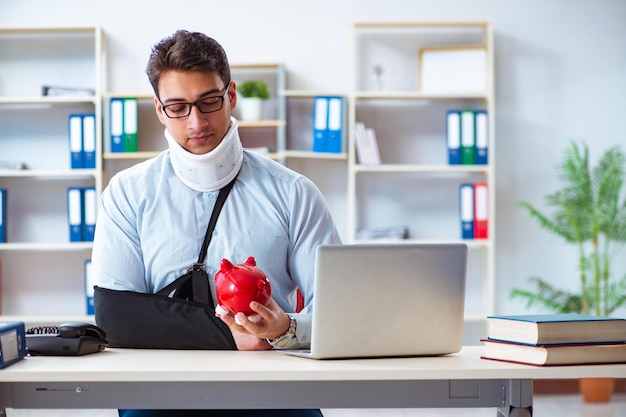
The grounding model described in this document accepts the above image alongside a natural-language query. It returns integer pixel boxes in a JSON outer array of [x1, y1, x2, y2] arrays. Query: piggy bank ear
[[219, 258, 234, 272], [244, 256, 256, 267]]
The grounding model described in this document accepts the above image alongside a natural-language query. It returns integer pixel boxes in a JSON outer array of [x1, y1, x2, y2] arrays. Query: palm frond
[[605, 274, 626, 315], [510, 277, 583, 314], [518, 201, 579, 243], [513, 140, 626, 316], [595, 146, 626, 242]]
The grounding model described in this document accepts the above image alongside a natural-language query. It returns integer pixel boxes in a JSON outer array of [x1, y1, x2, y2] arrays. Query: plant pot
[[579, 377, 615, 403], [238, 98, 264, 121]]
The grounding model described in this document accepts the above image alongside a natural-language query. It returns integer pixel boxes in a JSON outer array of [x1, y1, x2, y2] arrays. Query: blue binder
[[446, 110, 461, 165], [68, 114, 83, 169], [67, 187, 83, 242], [0, 188, 6, 243], [0, 322, 27, 368], [459, 183, 475, 239], [326, 96, 345, 153], [82, 114, 96, 169], [110, 98, 124, 153], [85, 259, 95, 315], [82, 187, 97, 242], [312, 96, 329, 152], [475, 110, 489, 165]]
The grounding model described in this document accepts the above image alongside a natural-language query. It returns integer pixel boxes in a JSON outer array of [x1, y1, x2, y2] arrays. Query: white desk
[[1, 346, 625, 417]]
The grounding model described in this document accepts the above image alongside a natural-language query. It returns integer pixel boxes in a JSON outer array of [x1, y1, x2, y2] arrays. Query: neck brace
[[165, 117, 243, 192]]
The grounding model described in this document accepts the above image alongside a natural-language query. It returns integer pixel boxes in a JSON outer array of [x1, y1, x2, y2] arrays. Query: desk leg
[[497, 379, 533, 417]]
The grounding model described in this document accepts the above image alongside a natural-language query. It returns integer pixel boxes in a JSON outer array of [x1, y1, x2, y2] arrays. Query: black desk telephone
[[25, 322, 108, 356]]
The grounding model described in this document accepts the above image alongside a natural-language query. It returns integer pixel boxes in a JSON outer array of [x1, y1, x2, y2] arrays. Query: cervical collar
[[165, 117, 243, 192]]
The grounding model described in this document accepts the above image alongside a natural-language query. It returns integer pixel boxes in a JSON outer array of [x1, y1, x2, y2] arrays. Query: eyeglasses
[[159, 82, 231, 119]]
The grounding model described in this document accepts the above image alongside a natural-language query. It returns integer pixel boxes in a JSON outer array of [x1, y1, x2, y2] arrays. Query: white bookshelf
[[347, 21, 496, 341], [0, 26, 105, 318]]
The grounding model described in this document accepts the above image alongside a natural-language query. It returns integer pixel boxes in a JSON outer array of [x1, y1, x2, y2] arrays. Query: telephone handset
[[26, 322, 108, 356], [60, 322, 107, 339]]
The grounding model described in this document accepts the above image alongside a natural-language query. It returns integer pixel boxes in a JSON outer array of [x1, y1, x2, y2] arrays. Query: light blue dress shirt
[[91, 148, 342, 348]]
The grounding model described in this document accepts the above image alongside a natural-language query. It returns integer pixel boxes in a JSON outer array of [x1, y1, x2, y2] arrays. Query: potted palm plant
[[511, 140, 626, 402], [236, 80, 270, 121]]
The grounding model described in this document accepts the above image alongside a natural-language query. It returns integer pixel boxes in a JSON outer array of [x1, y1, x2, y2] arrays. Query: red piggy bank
[[214, 256, 271, 322]]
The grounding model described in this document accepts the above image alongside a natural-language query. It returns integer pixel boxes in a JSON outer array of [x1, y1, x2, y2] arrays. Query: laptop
[[284, 243, 468, 359]]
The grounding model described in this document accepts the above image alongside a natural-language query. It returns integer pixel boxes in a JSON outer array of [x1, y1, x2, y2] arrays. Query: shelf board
[[104, 151, 161, 160], [279, 90, 347, 98], [238, 119, 285, 128], [281, 150, 347, 160], [257, 152, 281, 160], [353, 164, 490, 174], [0, 168, 98, 178], [0, 26, 100, 35], [0, 242, 93, 251], [0, 315, 96, 326], [354, 91, 488, 100], [354, 21, 490, 30], [103, 93, 153, 100], [0, 96, 97, 105], [350, 238, 491, 249], [231, 63, 283, 70]]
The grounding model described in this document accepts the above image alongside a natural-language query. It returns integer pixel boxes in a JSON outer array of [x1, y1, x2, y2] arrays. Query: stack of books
[[355, 225, 408, 240], [481, 314, 626, 366]]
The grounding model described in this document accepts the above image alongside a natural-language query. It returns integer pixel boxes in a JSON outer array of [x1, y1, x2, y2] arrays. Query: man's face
[[154, 70, 237, 155]]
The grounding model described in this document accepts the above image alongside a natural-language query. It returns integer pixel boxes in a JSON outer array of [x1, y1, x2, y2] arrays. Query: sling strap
[[156, 175, 238, 307]]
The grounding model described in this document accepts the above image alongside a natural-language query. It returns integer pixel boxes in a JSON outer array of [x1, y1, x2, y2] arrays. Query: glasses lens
[[196, 97, 223, 114], [163, 103, 191, 118], [161, 84, 228, 118]]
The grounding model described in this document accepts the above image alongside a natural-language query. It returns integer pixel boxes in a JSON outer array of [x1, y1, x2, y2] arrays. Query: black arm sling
[[93, 176, 238, 349]]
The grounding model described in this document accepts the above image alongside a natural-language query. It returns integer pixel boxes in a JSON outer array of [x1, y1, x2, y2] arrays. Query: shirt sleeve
[[287, 175, 342, 348], [91, 176, 147, 292]]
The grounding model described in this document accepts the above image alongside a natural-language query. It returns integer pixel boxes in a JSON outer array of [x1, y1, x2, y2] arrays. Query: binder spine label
[[475, 110, 489, 165], [110, 98, 124, 153], [69, 114, 84, 169], [82, 114, 96, 169], [67, 187, 83, 242], [446, 110, 461, 165], [312, 96, 329, 152]]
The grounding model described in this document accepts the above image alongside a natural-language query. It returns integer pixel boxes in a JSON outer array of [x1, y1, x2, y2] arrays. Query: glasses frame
[[158, 81, 231, 119]]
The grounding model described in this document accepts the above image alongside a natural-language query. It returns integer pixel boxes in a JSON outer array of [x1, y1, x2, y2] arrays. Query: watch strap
[[267, 315, 297, 349]]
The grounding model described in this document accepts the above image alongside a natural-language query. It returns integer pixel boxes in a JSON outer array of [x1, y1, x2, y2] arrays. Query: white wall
[[2, 0, 625, 316]]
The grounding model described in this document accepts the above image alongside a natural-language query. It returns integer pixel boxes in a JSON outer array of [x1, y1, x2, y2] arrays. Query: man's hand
[[216, 298, 291, 351]]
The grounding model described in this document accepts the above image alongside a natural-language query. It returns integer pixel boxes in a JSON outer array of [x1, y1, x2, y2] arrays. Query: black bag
[[93, 177, 237, 350]]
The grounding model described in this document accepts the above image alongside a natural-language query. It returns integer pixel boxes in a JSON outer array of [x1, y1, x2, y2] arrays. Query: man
[[92, 30, 341, 417]]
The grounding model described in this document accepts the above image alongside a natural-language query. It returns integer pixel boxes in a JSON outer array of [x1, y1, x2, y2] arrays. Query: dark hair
[[146, 30, 231, 97]]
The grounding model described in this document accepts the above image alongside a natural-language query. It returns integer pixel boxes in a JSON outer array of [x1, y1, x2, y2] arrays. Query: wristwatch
[[267, 315, 297, 349]]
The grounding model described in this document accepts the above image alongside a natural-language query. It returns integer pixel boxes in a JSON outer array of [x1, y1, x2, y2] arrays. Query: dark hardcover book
[[486, 314, 626, 345]]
